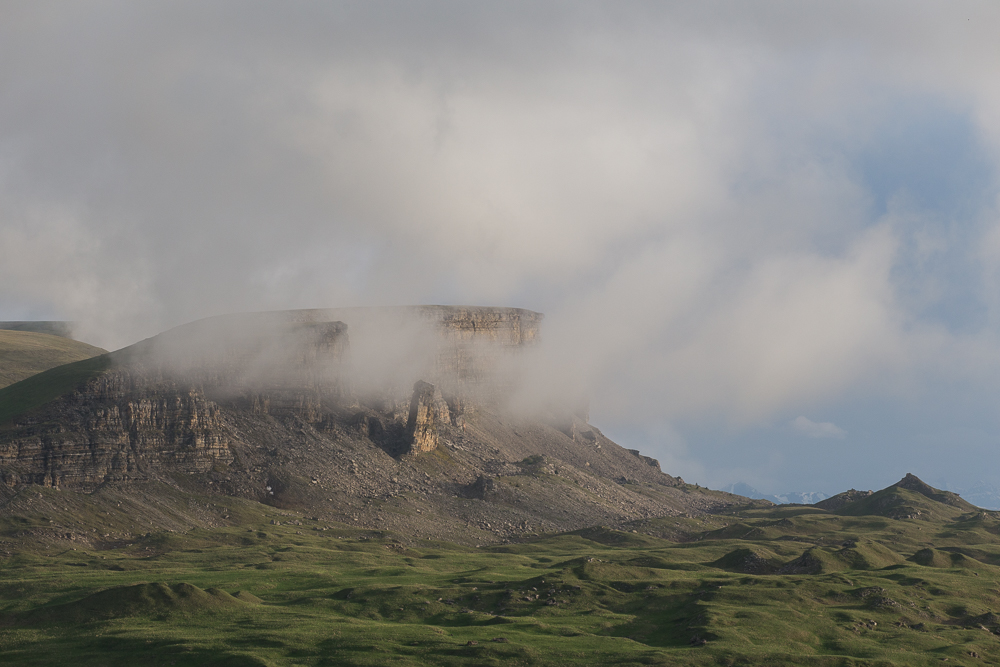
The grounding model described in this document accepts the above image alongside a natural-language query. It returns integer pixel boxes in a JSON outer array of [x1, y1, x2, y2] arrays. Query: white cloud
[[2, 1, 1000, 491], [790, 416, 847, 439]]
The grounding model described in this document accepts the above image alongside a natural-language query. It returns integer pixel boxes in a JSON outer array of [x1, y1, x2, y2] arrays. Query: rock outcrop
[[405, 380, 450, 453], [0, 371, 232, 488]]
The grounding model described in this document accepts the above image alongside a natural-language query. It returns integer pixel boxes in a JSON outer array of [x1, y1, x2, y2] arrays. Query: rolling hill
[[0, 329, 106, 389], [0, 472, 995, 665]]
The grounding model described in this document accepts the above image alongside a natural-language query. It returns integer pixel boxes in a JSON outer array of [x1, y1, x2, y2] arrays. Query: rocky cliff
[[0, 307, 548, 489], [0, 371, 231, 488], [0, 306, 737, 544], [405, 380, 452, 453]]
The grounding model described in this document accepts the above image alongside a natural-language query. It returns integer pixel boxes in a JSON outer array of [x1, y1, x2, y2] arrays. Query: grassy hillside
[[0, 476, 997, 665], [0, 353, 111, 426], [0, 329, 106, 389]]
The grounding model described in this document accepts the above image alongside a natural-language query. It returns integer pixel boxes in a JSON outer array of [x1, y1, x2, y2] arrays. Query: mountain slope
[[0, 330, 107, 389]]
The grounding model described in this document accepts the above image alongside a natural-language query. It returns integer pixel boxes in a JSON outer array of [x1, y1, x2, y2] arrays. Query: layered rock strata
[[405, 380, 451, 453], [0, 372, 232, 488]]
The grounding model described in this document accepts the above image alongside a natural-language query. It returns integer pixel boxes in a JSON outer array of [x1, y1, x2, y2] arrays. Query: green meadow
[[2, 485, 1000, 666]]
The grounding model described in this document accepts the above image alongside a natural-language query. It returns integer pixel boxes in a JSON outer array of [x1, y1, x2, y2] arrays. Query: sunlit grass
[[2, 502, 1000, 666]]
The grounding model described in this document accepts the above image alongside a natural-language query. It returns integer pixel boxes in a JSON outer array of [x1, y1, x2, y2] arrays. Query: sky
[[2, 1, 1000, 497]]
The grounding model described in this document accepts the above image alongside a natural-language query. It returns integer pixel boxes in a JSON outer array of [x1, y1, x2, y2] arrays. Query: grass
[[0, 330, 106, 390], [2, 489, 1000, 665], [0, 353, 111, 427]]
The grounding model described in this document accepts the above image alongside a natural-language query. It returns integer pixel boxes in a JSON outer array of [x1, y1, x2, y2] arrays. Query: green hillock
[[712, 546, 783, 573], [779, 545, 848, 574], [833, 473, 977, 520], [834, 539, 905, 569], [945, 551, 990, 569], [14, 582, 251, 625], [909, 547, 953, 568], [777, 540, 903, 574], [571, 526, 661, 548], [814, 488, 873, 511]]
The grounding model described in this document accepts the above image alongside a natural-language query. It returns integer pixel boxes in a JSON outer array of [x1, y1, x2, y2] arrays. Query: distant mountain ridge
[[723, 482, 828, 505], [725, 474, 996, 512]]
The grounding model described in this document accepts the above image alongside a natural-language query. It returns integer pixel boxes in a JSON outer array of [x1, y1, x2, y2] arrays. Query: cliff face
[[405, 380, 452, 453], [0, 371, 232, 488], [0, 307, 541, 489], [424, 306, 541, 404], [426, 305, 541, 345], [293, 305, 543, 405]]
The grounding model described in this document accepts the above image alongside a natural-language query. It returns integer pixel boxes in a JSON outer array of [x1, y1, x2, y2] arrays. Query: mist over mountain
[[2, 2, 1000, 496], [5, 6, 1000, 663], [0, 306, 749, 543]]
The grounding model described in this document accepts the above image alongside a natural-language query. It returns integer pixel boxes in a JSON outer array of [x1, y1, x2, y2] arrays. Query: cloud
[[2, 1, 1000, 492], [790, 416, 847, 440]]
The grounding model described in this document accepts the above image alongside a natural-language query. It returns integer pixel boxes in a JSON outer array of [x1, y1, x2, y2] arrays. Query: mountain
[[723, 482, 828, 505], [816, 473, 979, 519], [0, 329, 107, 389], [0, 306, 741, 546]]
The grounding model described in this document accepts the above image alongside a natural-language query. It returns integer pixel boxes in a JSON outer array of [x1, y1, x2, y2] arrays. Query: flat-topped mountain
[[0, 306, 739, 545]]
